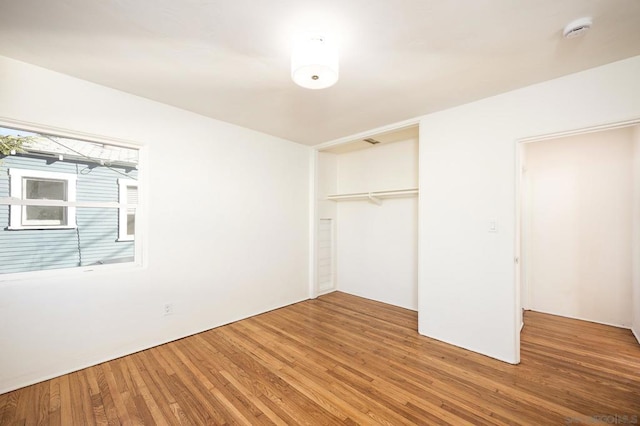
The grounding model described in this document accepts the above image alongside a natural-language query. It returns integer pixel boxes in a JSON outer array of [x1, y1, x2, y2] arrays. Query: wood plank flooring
[[1, 291, 639, 425]]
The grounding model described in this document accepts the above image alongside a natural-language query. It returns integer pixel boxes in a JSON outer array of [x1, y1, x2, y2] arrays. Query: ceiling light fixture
[[291, 36, 339, 89]]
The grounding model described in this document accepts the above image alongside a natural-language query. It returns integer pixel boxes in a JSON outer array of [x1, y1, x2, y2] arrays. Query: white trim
[[0, 293, 308, 394], [515, 117, 640, 364], [313, 117, 420, 151], [527, 308, 632, 330], [308, 149, 318, 299], [316, 218, 336, 294], [8, 168, 77, 229], [513, 140, 523, 364], [0, 259, 144, 285], [316, 288, 337, 296], [514, 118, 640, 360], [9, 168, 77, 181], [0, 118, 146, 279], [518, 118, 640, 144], [7, 225, 76, 231], [118, 178, 137, 241], [310, 118, 420, 300], [632, 327, 640, 345], [133, 144, 147, 271], [0, 197, 129, 208], [0, 116, 142, 150]]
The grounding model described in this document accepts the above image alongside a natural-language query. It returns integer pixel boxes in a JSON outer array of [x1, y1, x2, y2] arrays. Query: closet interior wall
[[522, 126, 638, 328], [317, 131, 419, 310]]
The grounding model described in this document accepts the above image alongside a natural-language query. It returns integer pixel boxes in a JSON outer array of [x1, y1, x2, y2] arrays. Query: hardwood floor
[[1, 292, 639, 425]]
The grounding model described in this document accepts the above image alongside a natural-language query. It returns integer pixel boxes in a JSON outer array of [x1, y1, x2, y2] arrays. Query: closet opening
[[315, 125, 419, 311], [517, 122, 640, 346]]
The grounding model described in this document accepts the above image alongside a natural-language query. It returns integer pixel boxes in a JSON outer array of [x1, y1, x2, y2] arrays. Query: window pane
[[127, 186, 138, 205], [25, 206, 65, 223], [127, 213, 135, 236], [25, 179, 66, 200], [22, 178, 67, 226]]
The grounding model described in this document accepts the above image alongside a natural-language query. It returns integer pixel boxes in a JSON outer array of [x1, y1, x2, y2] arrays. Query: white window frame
[[118, 178, 137, 241], [8, 168, 77, 230], [0, 118, 145, 282]]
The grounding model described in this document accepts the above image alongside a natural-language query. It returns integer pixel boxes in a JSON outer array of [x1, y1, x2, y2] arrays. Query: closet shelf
[[326, 188, 418, 205]]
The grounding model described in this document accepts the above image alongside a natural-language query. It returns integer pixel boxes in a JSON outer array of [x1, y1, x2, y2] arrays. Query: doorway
[[518, 123, 640, 334]]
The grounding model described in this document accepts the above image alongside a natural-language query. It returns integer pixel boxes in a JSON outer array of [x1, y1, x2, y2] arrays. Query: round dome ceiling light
[[291, 36, 339, 90], [563, 17, 592, 39]]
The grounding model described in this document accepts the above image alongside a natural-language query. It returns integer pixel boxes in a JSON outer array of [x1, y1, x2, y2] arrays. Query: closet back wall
[[523, 127, 634, 327], [335, 138, 418, 310]]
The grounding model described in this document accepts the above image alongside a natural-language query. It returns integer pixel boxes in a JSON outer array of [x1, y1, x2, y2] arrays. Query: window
[[0, 125, 140, 275], [8, 169, 77, 229], [118, 179, 138, 241]]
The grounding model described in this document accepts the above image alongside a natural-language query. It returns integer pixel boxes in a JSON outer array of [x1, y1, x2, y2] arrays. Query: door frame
[[515, 118, 640, 354], [309, 117, 421, 299]]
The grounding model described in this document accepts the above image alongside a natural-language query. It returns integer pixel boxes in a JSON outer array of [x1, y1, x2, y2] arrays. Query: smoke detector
[[563, 17, 592, 39]]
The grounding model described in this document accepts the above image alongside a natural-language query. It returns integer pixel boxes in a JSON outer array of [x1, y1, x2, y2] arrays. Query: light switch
[[488, 220, 498, 233]]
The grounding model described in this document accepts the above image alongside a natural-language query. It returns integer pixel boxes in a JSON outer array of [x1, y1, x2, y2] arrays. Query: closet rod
[[326, 188, 418, 201]]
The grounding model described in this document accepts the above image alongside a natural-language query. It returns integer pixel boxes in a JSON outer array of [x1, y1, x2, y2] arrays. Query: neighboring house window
[[8, 168, 77, 229], [118, 179, 138, 241]]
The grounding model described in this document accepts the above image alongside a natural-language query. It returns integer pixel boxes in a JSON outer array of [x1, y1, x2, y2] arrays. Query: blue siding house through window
[[0, 155, 138, 274]]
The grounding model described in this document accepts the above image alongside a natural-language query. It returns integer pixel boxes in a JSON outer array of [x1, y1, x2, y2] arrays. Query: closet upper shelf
[[326, 188, 418, 205]]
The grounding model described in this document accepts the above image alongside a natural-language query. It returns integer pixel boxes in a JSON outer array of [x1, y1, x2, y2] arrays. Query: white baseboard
[[0, 295, 311, 395], [316, 288, 337, 296], [632, 327, 640, 345], [528, 308, 630, 330]]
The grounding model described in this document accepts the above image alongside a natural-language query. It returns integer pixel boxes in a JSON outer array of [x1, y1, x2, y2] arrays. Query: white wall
[[632, 126, 640, 343], [0, 55, 311, 393], [419, 55, 640, 364], [524, 128, 633, 328], [335, 139, 419, 310]]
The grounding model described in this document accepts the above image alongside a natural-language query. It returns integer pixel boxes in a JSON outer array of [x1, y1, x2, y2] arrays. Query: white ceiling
[[0, 1, 639, 146]]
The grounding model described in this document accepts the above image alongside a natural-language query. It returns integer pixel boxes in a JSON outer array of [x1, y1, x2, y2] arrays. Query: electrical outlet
[[163, 303, 174, 316]]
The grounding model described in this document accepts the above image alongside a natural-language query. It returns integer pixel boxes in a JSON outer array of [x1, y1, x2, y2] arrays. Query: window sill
[[0, 260, 145, 286], [6, 226, 77, 231], [116, 236, 135, 242]]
